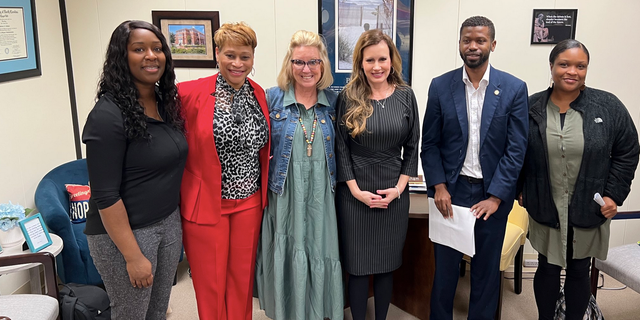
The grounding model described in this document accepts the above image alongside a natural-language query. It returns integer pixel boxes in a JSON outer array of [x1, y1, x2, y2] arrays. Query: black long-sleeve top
[[82, 95, 188, 235]]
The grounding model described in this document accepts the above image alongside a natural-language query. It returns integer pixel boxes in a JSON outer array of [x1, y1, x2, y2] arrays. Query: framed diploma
[[0, 0, 41, 83], [18, 213, 52, 253]]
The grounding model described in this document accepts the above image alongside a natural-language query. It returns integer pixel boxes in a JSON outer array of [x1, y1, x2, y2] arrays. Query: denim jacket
[[266, 86, 338, 195]]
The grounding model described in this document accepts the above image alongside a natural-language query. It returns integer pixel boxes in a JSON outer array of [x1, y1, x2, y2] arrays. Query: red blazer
[[178, 74, 270, 225]]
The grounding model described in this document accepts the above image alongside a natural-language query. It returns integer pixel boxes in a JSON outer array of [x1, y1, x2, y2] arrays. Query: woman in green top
[[255, 30, 343, 320], [519, 39, 639, 320]]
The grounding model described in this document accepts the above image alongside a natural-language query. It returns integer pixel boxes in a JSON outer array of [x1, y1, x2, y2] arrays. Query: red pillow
[[65, 184, 90, 224]]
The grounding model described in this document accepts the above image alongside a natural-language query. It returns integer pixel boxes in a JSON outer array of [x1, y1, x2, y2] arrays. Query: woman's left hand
[[371, 188, 400, 209], [601, 196, 618, 219]]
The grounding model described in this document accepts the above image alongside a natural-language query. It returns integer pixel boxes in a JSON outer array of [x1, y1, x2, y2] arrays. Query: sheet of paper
[[428, 197, 477, 257]]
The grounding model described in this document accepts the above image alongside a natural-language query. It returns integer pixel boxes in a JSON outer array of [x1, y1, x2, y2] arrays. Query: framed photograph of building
[[531, 9, 578, 44], [152, 11, 220, 68], [0, 0, 41, 83], [319, 0, 414, 91]]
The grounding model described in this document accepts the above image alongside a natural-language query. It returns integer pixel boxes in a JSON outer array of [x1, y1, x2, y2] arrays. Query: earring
[[390, 67, 396, 75], [216, 62, 219, 69], [251, 67, 256, 77], [549, 78, 554, 88]]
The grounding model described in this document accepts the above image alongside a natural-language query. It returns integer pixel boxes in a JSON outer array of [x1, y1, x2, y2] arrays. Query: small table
[[0, 234, 63, 295]]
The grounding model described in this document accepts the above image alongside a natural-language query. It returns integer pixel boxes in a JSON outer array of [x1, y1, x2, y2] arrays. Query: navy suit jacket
[[420, 66, 528, 218]]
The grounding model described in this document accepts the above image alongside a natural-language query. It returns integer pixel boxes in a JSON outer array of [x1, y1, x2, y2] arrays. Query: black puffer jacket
[[519, 87, 639, 229]]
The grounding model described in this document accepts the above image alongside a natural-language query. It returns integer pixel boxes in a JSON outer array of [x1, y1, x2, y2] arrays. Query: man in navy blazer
[[421, 16, 528, 319]]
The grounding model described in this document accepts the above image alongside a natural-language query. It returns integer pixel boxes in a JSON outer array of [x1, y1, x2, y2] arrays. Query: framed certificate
[[18, 213, 52, 252], [0, 0, 41, 83]]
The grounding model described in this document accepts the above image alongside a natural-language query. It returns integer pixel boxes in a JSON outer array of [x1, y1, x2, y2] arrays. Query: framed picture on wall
[[531, 9, 578, 44], [152, 10, 220, 68], [319, 0, 415, 91], [0, 0, 41, 83]]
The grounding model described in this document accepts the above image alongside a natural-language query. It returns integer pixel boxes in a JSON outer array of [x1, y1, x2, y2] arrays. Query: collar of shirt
[[462, 65, 490, 90], [459, 65, 490, 179], [283, 84, 330, 108]]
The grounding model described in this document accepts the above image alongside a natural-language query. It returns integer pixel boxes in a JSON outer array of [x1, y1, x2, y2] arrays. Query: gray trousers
[[87, 208, 182, 320]]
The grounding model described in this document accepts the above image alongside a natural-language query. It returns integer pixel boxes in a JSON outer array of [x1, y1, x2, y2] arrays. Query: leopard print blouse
[[212, 74, 268, 199]]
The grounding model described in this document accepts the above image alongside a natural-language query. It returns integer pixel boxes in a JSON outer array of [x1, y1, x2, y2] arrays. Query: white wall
[[68, 0, 640, 252], [1, 1, 638, 294], [0, 0, 77, 294], [67, 0, 322, 154]]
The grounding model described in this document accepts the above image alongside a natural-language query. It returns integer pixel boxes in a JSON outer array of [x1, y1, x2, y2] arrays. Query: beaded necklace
[[299, 109, 318, 157]]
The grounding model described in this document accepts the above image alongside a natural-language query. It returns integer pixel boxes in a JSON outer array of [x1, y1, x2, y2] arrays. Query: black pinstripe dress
[[335, 86, 420, 275]]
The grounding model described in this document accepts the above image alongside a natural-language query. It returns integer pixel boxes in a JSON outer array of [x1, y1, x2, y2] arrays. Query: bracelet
[[395, 186, 401, 199]]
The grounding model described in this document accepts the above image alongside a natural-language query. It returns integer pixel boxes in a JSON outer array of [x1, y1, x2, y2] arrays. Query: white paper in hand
[[594, 193, 605, 207], [428, 197, 477, 257]]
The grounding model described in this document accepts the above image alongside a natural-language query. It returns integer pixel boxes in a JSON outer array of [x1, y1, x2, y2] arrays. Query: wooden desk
[[391, 193, 434, 320]]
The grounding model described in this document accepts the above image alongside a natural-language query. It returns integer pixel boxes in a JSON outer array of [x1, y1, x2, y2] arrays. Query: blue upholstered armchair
[[34, 159, 103, 285]]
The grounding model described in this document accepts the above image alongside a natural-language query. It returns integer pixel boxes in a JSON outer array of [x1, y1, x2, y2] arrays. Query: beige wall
[[2, 0, 639, 293], [0, 0, 77, 294]]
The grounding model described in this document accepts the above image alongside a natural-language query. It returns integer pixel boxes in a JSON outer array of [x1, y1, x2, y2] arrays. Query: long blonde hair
[[277, 30, 333, 91], [343, 29, 405, 137]]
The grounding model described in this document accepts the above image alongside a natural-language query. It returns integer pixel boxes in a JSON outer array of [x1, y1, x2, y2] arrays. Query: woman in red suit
[[178, 21, 270, 320]]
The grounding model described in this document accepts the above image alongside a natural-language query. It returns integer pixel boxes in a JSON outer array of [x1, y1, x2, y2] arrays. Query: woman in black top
[[335, 29, 420, 320], [519, 39, 639, 320], [82, 20, 187, 319]]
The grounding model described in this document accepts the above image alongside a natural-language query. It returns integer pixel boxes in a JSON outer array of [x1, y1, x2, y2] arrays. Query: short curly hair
[[214, 21, 257, 50]]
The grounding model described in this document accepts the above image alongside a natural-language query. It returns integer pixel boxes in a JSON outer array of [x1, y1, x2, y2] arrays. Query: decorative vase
[[0, 227, 25, 254]]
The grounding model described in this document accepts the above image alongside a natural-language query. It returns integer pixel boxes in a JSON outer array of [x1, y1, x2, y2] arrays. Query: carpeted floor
[[167, 260, 640, 319]]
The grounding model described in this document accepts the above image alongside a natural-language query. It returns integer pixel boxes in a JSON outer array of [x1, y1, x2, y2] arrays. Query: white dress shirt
[[460, 66, 490, 179]]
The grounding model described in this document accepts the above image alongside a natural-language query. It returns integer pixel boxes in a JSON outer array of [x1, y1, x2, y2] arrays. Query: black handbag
[[58, 283, 111, 320]]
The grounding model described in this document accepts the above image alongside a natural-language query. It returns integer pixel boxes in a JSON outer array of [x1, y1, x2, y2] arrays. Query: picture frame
[[531, 9, 578, 45], [0, 0, 41, 83], [152, 10, 220, 68], [319, 0, 415, 91], [18, 213, 52, 253]]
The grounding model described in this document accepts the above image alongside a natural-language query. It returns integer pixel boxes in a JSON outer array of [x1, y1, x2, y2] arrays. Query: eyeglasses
[[291, 59, 323, 70]]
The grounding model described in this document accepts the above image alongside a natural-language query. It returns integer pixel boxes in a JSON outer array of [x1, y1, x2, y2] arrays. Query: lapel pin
[[594, 117, 603, 123], [494, 90, 499, 96]]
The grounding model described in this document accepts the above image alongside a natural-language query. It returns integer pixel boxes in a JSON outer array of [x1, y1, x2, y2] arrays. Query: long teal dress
[[255, 104, 344, 320]]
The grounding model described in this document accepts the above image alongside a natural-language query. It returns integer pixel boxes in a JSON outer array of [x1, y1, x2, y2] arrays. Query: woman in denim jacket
[[254, 30, 343, 320]]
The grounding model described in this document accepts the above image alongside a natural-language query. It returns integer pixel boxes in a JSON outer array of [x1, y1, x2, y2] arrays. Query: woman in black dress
[[335, 29, 420, 320]]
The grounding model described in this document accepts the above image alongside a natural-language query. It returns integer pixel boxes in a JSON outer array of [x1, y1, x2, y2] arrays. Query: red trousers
[[182, 192, 263, 320]]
